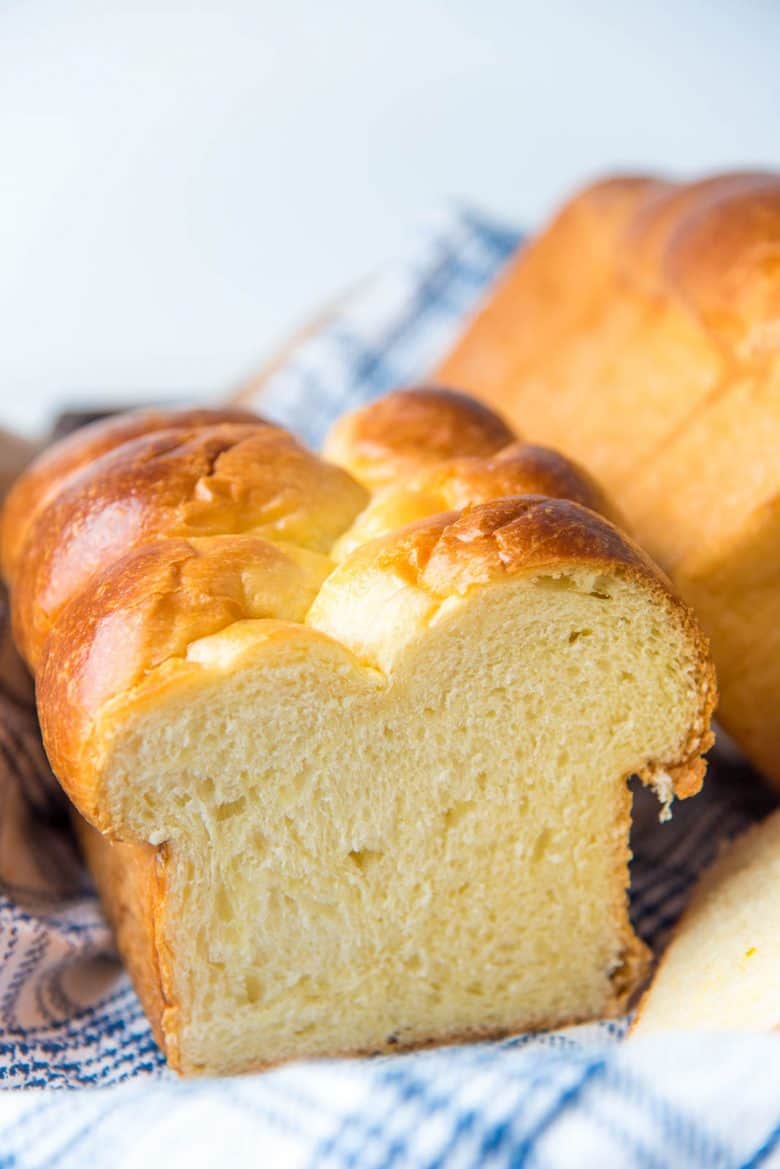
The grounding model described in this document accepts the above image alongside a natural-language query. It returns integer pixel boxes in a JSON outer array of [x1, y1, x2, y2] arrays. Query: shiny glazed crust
[[8, 420, 367, 669], [0, 407, 262, 582], [0, 389, 717, 1072], [324, 385, 516, 488]]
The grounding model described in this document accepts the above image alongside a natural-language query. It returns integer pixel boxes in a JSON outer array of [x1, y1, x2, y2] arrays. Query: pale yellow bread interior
[[7, 389, 715, 1076], [633, 809, 780, 1034], [90, 551, 709, 1074]]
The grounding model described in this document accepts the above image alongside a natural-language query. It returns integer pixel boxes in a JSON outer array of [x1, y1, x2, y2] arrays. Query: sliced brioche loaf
[[2, 388, 715, 1074]]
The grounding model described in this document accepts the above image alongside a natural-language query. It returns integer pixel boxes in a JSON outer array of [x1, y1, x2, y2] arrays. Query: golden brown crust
[[442, 172, 779, 380], [324, 385, 516, 488], [440, 170, 780, 428], [438, 170, 777, 783], [75, 815, 170, 1055], [364, 496, 654, 596], [451, 443, 622, 524], [409, 441, 622, 526], [12, 422, 367, 668], [618, 172, 780, 350], [331, 441, 625, 559], [1, 407, 264, 583]]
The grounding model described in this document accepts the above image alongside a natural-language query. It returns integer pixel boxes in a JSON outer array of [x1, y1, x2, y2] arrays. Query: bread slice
[[633, 809, 780, 1033], [438, 172, 780, 785], [2, 388, 715, 1075]]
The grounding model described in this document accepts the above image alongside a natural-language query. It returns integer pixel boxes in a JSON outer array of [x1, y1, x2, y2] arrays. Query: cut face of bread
[[633, 809, 780, 1034], [9, 389, 716, 1075], [50, 501, 711, 1075]]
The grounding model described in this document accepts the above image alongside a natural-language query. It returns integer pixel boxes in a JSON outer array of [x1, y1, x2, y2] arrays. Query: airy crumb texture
[[633, 809, 780, 1034], [106, 567, 709, 1074], [3, 389, 717, 1075]]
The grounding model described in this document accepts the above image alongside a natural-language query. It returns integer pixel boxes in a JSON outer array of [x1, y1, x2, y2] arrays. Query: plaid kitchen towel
[[1, 205, 779, 1168]]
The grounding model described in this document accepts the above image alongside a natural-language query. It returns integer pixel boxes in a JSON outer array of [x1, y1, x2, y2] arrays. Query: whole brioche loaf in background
[[0, 388, 715, 1075], [439, 172, 780, 786]]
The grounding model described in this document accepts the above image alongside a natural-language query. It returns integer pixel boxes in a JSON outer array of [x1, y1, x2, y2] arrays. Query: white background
[[0, 0, 777, 436]]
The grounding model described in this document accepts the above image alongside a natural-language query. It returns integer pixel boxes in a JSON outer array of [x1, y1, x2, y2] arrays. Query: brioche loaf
[[438, 172, 780, 784], [1, 388, 715, 1075], [633, 809, 780, 1033]]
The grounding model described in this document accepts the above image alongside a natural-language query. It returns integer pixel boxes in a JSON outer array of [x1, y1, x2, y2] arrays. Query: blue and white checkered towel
[[1, 207, 779, 1168]]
